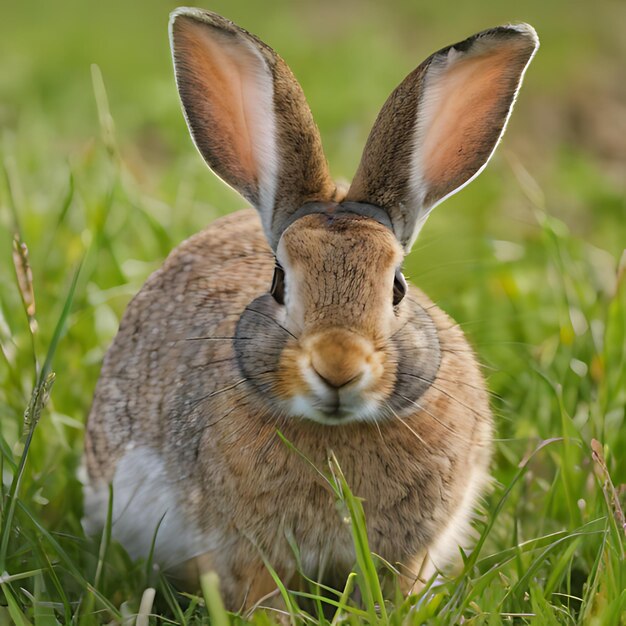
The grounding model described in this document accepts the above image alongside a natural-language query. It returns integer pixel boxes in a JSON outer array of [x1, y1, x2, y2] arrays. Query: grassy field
[[1, 0, 625, 623]]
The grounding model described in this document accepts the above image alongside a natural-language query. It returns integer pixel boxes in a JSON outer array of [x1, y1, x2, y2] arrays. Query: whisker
[[194, 356, 238, 369], [384, 402, 427, 447], [372, 418, 385, 446], [205, 403, 239, 428], [190, 404, 240, 457], [390, 319, 412, 338], [170, 385, 262, 448], [438, 346, 478, 354], [438, 348, 499, 372], [397, 370, 497, 404], [184, 336, 240, 341], [186, 366, 286, 414], [246, 307, 297, 340], [188, 377, 249, 410], [436, 321, 465, 333], [394, 373, 481, 417], [395, 393, 477, 444]]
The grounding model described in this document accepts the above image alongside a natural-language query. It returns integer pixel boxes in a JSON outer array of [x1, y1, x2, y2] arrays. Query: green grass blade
[[0, 262, 81, 570], [80, 484, 113, 620], [33, 574, 59, 626], [0, 371, 54, 571], [16, 500, 120, 621], [34, 538, 72, 625], [200, 571, 230, 626], [0, 583, 33, 626], [158, 573, 187, 626], [328, 453, 387, 625]]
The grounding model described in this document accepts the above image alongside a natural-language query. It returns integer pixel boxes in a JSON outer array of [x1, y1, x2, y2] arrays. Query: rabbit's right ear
[[170, 8, 335, 250], [347, 24, 539, 252]]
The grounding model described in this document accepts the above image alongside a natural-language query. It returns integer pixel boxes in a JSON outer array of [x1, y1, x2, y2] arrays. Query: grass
[[1, 0, 625, 623]]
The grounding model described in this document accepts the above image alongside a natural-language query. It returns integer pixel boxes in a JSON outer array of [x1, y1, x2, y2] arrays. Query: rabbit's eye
[[270, 263, 285, 305], [393, 269, 407, 306]]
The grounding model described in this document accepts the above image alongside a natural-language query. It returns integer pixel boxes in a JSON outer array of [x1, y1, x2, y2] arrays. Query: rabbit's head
[[170, 9, 538, 424]]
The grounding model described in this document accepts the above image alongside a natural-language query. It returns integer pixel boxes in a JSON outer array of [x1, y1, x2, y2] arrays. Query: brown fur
[[85, 210, 491, 609], [279, 214, 401, 338], [84, 10, 538, 612]]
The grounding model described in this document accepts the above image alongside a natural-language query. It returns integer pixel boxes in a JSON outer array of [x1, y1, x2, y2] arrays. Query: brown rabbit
[[83, 7, 538, 610]]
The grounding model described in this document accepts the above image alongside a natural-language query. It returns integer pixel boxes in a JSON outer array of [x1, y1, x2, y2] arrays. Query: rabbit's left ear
[[169, 8, 335, 250], [347, 24, 539, 251]]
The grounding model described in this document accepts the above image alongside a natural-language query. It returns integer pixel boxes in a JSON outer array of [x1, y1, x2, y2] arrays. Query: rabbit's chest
[[214, 438, 447, 573]]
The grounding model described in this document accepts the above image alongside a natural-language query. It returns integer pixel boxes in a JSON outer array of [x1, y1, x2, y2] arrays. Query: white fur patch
[[286, 393, 378, 425], [83, 446, 217, 569]]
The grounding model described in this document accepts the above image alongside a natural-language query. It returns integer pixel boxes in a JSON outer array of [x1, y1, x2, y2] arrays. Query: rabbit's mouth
[[288, 391, 384, 425], [277, 328, 396, 425]]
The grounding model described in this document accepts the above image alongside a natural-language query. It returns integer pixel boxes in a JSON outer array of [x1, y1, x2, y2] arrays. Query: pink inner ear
[[418, 41, 530, 201], [173, 18, 277, 202]]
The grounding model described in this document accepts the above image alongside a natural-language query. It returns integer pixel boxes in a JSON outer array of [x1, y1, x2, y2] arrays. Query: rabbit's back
[[85, 209, 271, 479]]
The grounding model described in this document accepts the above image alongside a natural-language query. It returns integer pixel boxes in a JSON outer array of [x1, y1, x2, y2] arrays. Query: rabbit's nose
[[312, 365, 362, 390], [308, 329, 373, 389]]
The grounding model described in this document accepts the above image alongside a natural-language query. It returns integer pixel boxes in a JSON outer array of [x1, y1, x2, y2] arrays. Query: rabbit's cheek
[[273, 344, 311, 401], [235, 293, 291, 392], [386, 300, 442, 416]]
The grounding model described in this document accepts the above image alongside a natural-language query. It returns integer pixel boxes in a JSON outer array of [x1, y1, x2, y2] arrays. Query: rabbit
[[83, 7, 538, 611]]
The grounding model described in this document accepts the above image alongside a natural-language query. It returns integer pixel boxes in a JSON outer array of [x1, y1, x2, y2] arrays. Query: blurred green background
[[2, 0, 624, 248], [0, 0, 624, 622], [1, 0, 624, 432]]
